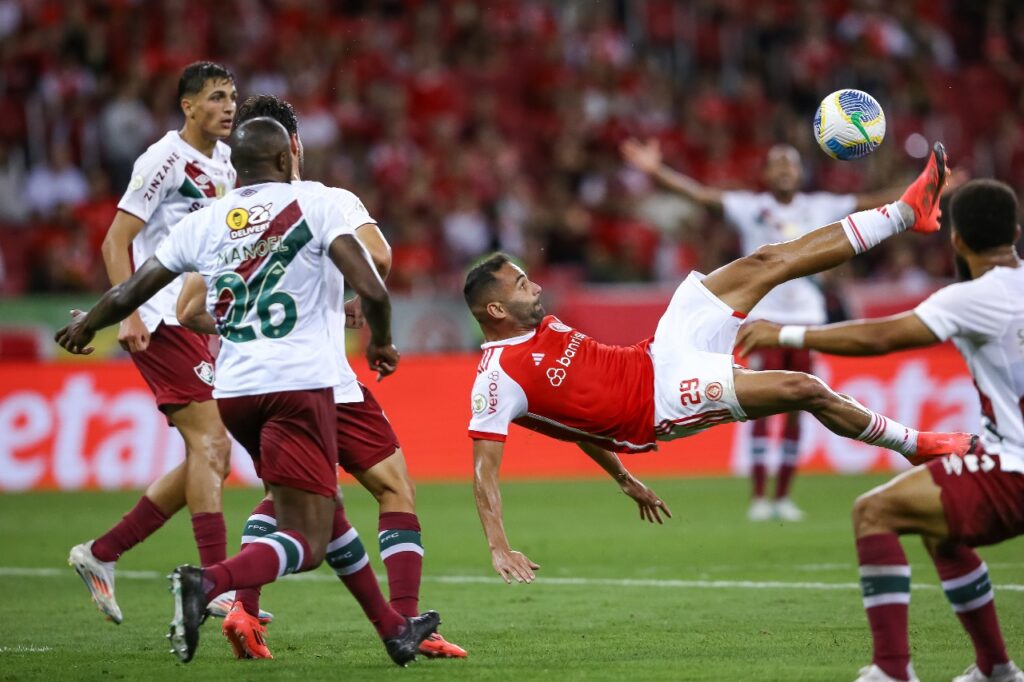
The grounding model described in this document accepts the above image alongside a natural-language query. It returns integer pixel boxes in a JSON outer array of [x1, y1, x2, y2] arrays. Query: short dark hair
[[236, 95, 298, 135], [178, 61, 234, 100], [950, 179, 1019, 252], [463, 253, 512, 311]]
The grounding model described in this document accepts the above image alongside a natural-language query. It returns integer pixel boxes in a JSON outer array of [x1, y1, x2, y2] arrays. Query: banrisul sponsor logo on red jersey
[[179, 161, 221, 199]]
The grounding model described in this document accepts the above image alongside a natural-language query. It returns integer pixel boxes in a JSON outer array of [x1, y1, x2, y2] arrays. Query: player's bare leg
[[354, 451, 467, 659], [168, 400, 232, 568], [733, 369, 974, 465], [68, 458, 189, 624], [704, 144, 947, 317]]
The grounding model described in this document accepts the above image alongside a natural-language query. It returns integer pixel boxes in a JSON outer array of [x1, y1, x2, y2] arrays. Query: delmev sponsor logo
[[226, 204, 273, 239]]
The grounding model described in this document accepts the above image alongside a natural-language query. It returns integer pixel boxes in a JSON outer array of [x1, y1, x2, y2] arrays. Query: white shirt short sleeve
[[153, 212, 201, 274], [468, 349, 528, 441], [914, 279, 1010, 343]]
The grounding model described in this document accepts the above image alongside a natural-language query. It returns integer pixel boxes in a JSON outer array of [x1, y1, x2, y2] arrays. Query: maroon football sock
[[857, 534, 913, 681], [236, 498, 277, 617], [330, 506, 406, 639], [751, 463, 767, 498], [191, 512, 226, 567], [91, 495, 170, 562], [933, 545, 1009, 676], [379, 511, 423, 617]]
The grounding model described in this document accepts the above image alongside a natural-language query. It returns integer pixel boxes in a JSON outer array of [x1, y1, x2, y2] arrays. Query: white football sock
[[841, 202, 912, 254], [858, 412, 919, 456]]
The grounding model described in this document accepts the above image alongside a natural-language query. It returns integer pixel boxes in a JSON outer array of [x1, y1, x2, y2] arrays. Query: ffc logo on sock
[[241, 514, 278, 545], [859, 565, 911, 607], [326, 528, 370, 576], [379, 530, 424, 560]]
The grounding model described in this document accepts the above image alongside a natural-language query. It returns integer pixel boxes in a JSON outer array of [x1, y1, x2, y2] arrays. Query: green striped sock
[[860, 564, 911, 608], [379, 529, 424, 561], [251, 531, 305, 577], [326, 527, 369, 576], [241, 512, 277, 546], [942, 562, 994, 613]]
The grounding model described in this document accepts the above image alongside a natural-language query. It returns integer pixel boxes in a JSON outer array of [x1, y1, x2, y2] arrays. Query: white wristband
[[778, 325, 807, 349]]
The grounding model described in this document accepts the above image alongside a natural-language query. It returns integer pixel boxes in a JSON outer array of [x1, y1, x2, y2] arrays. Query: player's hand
[[735, 320, 782, 358], [366, 342, 399, 381], [491, 548, 540, 584], [619, 474, 673, 524], [55, 309, 96, 355], [344, 296, 365, 329], [117, 311, 150, 353], [620, 137, 663, 174]]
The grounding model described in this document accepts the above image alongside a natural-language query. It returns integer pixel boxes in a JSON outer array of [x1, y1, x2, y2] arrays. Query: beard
[[507, 299, 546, 327]]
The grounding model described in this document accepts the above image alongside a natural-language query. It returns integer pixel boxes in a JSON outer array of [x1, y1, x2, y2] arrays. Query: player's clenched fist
[[367, 342, 400, 381], [117, 312, 151, 353], [55, 309, 96, 355], [491, 548, 540, 584], [735, 320, 783, 358]]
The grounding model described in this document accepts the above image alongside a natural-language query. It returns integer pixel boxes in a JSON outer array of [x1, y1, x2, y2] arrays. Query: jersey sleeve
[[914, 279, 1008, 342], [720, 191, 759, 238], [153, 213, 199, 274], [333, 187, 376, 230], [117, 145, 177, 223], [305, 191, 357, 251], [468, 358, 528, 442]]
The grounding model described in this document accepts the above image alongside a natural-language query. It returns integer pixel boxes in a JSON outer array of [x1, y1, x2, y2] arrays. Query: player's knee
[[852, 490, 894, 537]]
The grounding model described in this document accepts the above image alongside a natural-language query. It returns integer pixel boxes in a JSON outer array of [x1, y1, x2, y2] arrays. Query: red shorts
[[130, 322, 215, 411], [218, 388, 338, 497], [927, 454, 1024, 547], [745, 346, 814, 374], [336, 384, 401, 474]]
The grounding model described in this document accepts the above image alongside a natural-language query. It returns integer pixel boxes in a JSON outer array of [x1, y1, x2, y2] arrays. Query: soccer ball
[[813, 89, 886, 160]]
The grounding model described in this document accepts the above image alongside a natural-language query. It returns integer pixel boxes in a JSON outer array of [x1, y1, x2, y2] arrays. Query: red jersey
[[468, 316, 656, 453]]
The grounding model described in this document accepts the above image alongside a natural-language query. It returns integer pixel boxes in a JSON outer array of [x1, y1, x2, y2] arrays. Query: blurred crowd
[[1, 0, 1023, 296]]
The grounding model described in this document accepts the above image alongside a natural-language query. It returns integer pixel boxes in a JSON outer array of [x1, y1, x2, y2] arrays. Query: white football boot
[[774, 497, 806, 522], [68, 540, 122, 624], [747, 498, 774, 522], [854, 664, 920, 682], [953, 662, 1024, 682]]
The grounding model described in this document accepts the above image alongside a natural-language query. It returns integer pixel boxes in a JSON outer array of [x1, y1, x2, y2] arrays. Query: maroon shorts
[[130, 322, 215, 411], [927, 454, 1024, 547], [336, 384, 401, 474], [218, 388, 338, 497], [745, 346, 814, 374]]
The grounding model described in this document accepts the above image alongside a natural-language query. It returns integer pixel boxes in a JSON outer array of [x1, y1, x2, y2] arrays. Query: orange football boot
[[418, 631, 467, 658], [908, 432, 978, 466], [900, 142, 948, 233], [222, 601, 273, 659]]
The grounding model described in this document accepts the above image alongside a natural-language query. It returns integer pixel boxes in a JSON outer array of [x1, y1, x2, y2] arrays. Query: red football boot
[[900, 142, 948, 233], [908, 432, 978, 466], [418, 631, 467, 658], [222, 601, 273, 660]]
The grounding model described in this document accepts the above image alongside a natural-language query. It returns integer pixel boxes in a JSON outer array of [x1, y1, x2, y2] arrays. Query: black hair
[[178, 61, 235, 100], [229, 117, 290, 180], [463, 253, 512, 311], [236, 94, 298, 135], [950, 179, 1019, 252]]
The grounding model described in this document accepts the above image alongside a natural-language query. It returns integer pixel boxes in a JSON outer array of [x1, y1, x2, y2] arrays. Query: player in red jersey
[[68, 62, 238, 625], [623, 138, 908, 521], [175, 95, 470, 659], [736, 180, 1024, 682], [466, 143, 978, 585]]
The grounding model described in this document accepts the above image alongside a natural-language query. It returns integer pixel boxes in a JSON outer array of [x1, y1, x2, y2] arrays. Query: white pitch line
[[4, 566, 1023, 592], [0, 646, 52, 653]]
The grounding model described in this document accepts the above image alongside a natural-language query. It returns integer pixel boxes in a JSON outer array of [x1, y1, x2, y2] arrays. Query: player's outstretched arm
[[355, 223, 393, 278], [101, 210, 151, 352], [620, 137, 724, 211], [736, 312, 940, 358], [327, 233, 398, 379], [576, 442, 672, 524], [55, 256, 179, 355], [473, 438, 540, 584], [175, 273, 217, 335]]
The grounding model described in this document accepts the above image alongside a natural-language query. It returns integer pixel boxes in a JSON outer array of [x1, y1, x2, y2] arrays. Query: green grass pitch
[[1, 475, 1021, 681]]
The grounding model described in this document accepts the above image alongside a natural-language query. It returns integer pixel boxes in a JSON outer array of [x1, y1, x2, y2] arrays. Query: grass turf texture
[[0, 475, 1021, 681]]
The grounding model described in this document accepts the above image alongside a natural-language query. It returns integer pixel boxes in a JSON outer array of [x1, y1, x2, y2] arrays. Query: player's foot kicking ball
[[747, 498, 773, 522], [167, 565, 206, 663], [384, 611, 442, 667], [854, 663, 920, 682], [908, 432, 978, 466], [419, 631, 468, 658], [222, 601, 272, 659], [954, 662, 1024, 682], [902, 142, 948, 234], [68, 541, 122, 625], [773, 497, 806, 522], [207, 591, 274, 624]]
